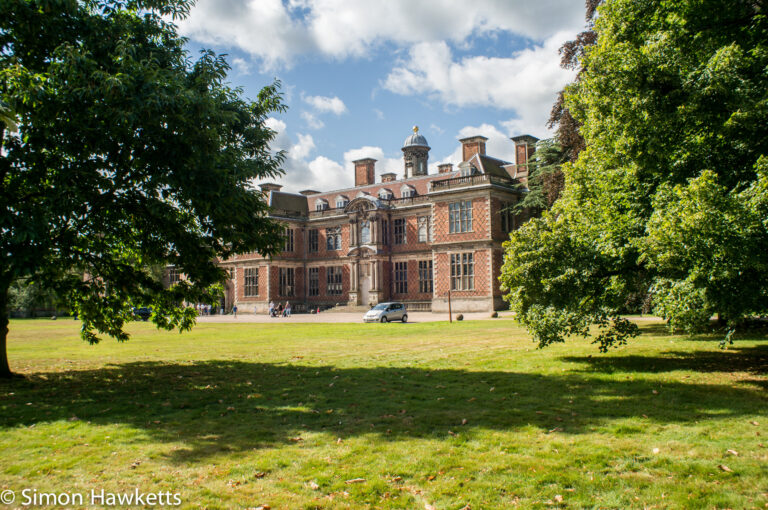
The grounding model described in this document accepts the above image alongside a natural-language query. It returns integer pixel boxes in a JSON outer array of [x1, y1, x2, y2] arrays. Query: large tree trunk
[[0, 284, 13, 378]]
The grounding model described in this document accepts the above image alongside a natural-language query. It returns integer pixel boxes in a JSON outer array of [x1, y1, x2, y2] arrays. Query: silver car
[[363, 302, 408, 323]]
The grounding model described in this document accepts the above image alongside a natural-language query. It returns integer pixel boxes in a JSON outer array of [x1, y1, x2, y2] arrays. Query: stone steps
[[321, 304, 371, 313]]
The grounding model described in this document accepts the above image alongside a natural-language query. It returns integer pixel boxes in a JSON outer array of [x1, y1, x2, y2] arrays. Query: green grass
[[1, 318, 767, 509]]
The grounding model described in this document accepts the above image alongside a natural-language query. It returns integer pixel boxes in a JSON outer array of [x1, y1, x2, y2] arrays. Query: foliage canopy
[[0, 0, 286, 376], [500, 0, 768, 350]]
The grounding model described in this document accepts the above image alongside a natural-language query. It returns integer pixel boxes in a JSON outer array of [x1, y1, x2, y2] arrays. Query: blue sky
[[177, 0, 586, 192]]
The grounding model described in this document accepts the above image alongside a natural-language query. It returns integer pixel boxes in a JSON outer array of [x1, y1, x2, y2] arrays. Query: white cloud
[[301, 111, 325, 130], [433, 123, 519, 169], [373, 108, 385, 120], [303, 95, 348, 115], [307, 156, 349, 190], [291, 133, 316, 160], [262, 118, 523, 194], [179, 0, 585, 69], [382, 33, 575, 138], [343, 146, 402, 180], [260, 118, 410, 192], [231, 57, 252, 75]]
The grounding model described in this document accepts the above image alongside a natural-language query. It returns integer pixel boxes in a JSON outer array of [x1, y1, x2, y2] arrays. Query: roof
[[465, 153, 514, 180], [511, 134, 539, 145], [269, 191, 308, 216], [402, 132, 430, 149]]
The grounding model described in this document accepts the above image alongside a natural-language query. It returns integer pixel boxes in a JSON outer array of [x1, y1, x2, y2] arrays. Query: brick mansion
[[217, 128, 537, 313]]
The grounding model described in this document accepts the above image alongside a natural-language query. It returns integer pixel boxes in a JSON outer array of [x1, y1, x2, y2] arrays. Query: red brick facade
[[216, 131, 536, 313]]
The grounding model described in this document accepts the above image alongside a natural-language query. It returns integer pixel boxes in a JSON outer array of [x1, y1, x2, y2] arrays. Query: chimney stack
[[353, 158, 377, 187], [299, 189, 320, 196], [437, 163, 454, 174], [459, 136, 488, 161], [381, 172, 397, 183], [259, 182, 283, 197], [511, 135, 539, 167]]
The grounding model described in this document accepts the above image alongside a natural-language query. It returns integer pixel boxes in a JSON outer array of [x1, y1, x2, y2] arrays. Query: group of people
[[196, 304, 222, 316], [269, 301, 291, 318], [196, 304, 235, 316]]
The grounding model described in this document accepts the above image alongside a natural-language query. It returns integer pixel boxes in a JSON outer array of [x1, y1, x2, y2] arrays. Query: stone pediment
[[343, 195, 390, 216], [347, 245, 379, 257]]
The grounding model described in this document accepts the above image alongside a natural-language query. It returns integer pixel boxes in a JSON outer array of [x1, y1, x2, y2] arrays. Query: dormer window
[[378, 188, 393, 200], [401, 185, 416, 198], [336, 195, 349, 208], [315, 199, 328, 211]]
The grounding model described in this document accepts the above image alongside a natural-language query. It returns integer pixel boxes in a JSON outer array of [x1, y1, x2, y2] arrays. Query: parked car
[[363, 302, 407, 323], [133, 307, 152, 321]]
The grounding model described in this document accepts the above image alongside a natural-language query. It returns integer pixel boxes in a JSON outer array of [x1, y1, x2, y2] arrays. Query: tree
[[500, 0, 768, 350], [547, 0, 601, 163], [515, 138, 568, 213], [0, 0, 287, 378]]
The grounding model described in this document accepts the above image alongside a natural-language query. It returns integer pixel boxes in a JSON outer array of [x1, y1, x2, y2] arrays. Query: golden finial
[[413, 125, 419, 133]]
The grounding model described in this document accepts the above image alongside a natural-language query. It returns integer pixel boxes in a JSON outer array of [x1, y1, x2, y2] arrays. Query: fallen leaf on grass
[[461, 418, 468, 425], [308, 481, 320, 490], [289, 437, 303, 442], [448, 430, 458, 437], [254, 472, 266, 478], [652, 390, 659, 395], [425, 504, 436, 510], [427, 475, 436, 481], [750, 421, 759, 426], [652, 448, 660, 454], [726, 449, 739, 456], [554, 494, 564, 502], [336, 438, 343, 444], [345, 478, 366, 484], [390, 476, 402, 482], [718, 464, 733, 472]]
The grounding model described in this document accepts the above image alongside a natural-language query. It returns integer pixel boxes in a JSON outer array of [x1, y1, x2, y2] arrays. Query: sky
[[177, 0, 587, 193]]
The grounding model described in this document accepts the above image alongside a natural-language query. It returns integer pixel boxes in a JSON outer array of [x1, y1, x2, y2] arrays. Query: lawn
[[1, 318, 766, 509]]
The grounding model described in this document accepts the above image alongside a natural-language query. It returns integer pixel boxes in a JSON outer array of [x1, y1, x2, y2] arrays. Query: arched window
[[361, 220, 371, 244]]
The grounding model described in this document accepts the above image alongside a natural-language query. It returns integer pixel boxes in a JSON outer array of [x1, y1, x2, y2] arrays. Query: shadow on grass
[[563, 345, 768, 376], [2, 356, 767, 462], [636, 321, 768, 342]]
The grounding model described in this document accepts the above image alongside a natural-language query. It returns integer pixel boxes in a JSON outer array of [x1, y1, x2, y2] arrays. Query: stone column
[[352, 261, 359, 291], [372, 260, 379, 291], [350, 220, 357, 246]]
